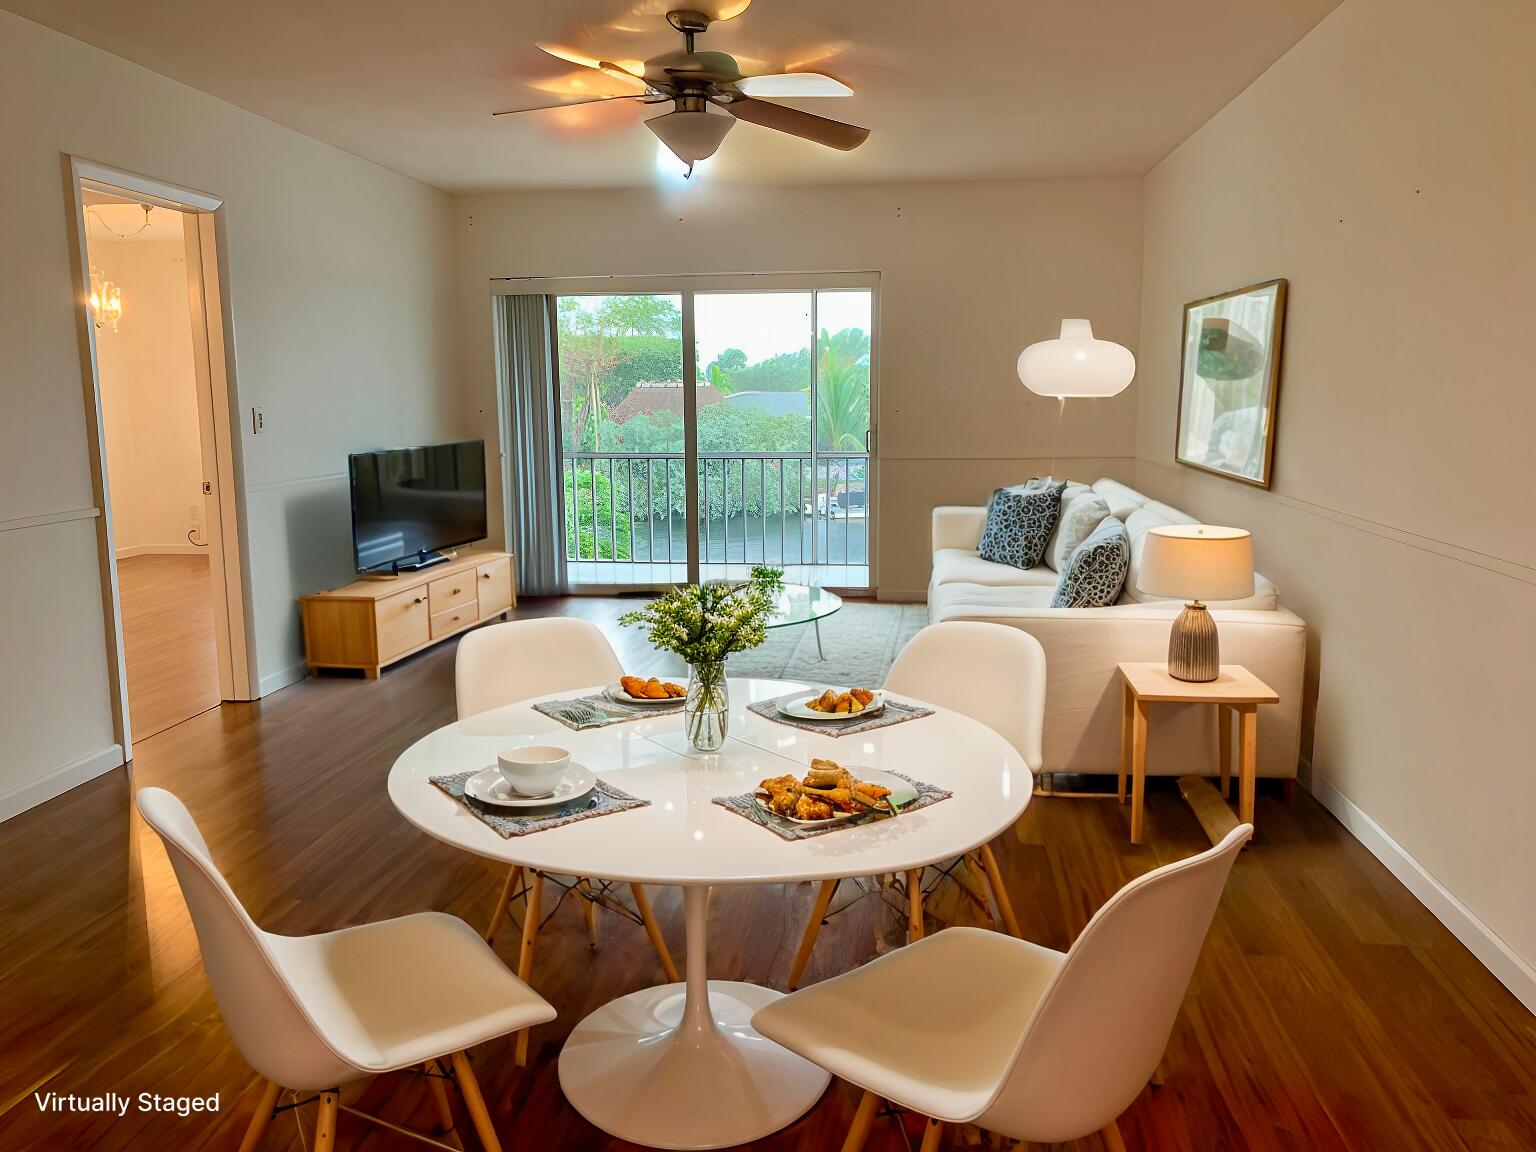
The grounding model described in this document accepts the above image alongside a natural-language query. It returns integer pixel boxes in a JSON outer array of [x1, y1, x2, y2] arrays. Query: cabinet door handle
[[452, 587, 461, 595], [481, 572, 491, 579], [414, 596, 425, 604]]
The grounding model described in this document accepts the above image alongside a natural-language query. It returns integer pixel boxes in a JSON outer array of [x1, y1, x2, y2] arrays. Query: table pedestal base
[[559, 980, 828, 1149], [557, 887, 829, 1149]]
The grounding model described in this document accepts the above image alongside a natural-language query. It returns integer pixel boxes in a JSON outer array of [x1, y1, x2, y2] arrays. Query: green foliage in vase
[[618, 568, 785, 668]]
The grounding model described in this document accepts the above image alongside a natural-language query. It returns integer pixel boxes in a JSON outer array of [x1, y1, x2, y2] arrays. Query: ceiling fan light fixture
[[1017, 319, 1136, 398], [645, 103, 734, 164]]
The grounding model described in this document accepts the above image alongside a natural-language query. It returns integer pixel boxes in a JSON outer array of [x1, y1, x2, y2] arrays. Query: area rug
[[726, 600, 929, 687]]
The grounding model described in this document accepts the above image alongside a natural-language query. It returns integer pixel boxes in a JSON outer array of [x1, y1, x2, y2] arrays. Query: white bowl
[[496, 745, 572, 797]]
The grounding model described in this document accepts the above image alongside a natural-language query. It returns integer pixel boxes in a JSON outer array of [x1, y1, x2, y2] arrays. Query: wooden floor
[[118, 554, 220, 740], [2, 597, 1533, 1151]]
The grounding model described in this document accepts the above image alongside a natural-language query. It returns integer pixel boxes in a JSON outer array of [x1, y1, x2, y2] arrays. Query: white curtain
[[497, 294, 567, 595]]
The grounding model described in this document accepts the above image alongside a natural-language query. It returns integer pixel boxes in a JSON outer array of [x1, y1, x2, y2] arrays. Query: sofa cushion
[[1090, 478, 1148, 521], [1046, 491, 1112, 572], [977, 481, 1064, 570], [932, 549, 1059, 589], [931, 582, 1059, 623], [1050, 517, 1130, 608]]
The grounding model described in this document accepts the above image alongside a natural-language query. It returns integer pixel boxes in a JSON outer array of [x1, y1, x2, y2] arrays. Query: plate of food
[[777, 687, 885, 721], [754, 759, 916, 825], [607, 676, 687, 706]]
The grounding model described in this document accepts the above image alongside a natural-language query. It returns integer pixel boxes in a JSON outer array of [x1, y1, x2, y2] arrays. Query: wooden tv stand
[[299, 550, 515, 678]]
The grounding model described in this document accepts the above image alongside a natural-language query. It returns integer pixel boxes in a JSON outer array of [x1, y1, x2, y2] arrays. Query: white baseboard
[[258, 660, 310, 698], [0, 744, 125, 823], [1309, 766, 1536, 1015], [116, 543, 206, 559]]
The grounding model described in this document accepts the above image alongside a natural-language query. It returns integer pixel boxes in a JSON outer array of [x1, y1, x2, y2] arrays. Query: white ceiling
[[82, 191, 187, 242], [8, 0, 1340, 193]]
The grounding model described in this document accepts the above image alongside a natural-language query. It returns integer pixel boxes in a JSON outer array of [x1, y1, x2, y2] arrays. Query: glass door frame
[[492, 271, 880, 594]]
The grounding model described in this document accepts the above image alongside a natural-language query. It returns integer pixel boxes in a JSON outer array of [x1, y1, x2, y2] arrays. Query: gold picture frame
[[1174, 278, 1287, 489]]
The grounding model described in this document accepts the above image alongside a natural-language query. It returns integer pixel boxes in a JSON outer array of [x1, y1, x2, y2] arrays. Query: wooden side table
[[1116, 663, 1279, 845]]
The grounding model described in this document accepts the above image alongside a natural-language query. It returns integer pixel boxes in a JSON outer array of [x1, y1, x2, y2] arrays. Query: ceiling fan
[[495, 4, 869, 174]]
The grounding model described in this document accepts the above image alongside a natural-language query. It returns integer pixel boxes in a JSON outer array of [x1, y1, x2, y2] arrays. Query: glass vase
[[685, 661, 729, 752]]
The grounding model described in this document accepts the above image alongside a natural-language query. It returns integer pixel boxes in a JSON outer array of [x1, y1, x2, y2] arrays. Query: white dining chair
[[757, 824, 1251, 1152], [787, 621, 1047, 990], [455, 617, 680, 1063], [136, 787, 554, 1152]]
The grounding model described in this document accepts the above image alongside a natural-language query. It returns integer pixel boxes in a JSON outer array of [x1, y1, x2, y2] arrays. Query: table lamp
[[1136, 525, 1254, 682]]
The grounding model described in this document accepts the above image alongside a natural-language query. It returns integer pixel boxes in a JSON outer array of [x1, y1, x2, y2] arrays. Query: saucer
[[464, 763, 597, 808]]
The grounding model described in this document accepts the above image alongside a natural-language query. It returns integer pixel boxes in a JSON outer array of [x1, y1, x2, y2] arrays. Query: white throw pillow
[[1047, 492, 1112, 572]]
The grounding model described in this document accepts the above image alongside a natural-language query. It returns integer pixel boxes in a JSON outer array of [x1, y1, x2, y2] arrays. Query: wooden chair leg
[[976, 843, 1021, 937], [425, 1060, 457, 1134], [450, 1050, 503, 1152], [842, 1089, 881, 1152], [906, 869, 925, 942], [485, 865, 522, 944], [312, 1090, 339, 1152], [514, 871, 544, 1066], [789, 878, 838, 990], [237, 1079, 281, 1152], [576, 878, 600, 947], [630, 882, 680, 982], [1100, 1118, 1128, 1152], [956, 854, 998, 928], [920, 1116, 946, 1152]]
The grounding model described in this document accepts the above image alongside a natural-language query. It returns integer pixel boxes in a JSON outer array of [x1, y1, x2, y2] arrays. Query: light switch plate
[[251, 406, 265, 435]]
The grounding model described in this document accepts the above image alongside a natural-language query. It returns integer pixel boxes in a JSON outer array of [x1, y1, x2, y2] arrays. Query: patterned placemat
[[430, 769, 649, 838], [533, 692, 684, 731], [747, 694, 935, 737], [712, 772, 951, 841]]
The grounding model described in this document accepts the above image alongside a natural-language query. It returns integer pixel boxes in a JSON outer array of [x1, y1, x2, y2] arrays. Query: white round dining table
[[388, 677, 1032, 1150]]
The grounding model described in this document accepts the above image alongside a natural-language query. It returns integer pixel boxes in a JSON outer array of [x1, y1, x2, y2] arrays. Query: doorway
[[541, 275, 877, 593], [71, 162, 253, 757]]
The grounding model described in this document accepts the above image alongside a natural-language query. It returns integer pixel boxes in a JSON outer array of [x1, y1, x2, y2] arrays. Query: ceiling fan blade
[[735, 72, 853, 98], [535, 43, 648, 84], [493, 94, 649, 117], [723, 96, 869, 150]]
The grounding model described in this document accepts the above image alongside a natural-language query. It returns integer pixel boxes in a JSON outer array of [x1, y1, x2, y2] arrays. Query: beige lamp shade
[[1136, 525, 1254, 602]]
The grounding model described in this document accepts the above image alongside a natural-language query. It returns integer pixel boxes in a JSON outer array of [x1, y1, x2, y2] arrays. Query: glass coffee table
[[768, 584, 842, 661]]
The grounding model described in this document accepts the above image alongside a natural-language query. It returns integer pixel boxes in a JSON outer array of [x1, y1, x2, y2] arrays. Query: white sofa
[[928, 479, 1305, 780]]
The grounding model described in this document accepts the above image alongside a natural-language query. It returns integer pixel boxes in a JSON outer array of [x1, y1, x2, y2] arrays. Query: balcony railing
[[562, 451, 869, 569]]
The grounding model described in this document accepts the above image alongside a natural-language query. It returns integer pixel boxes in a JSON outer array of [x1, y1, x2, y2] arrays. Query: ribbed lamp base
[[1168, 602, 1220, 682]]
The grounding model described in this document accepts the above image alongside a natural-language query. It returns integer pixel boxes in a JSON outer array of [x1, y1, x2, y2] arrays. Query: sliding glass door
[[549, 278, 875, 592]]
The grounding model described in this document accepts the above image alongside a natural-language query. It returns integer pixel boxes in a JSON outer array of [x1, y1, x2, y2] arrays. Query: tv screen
[[349, 440, 487, 573]]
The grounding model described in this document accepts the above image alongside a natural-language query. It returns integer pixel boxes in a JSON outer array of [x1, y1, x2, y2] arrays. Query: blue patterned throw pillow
[[1050, 517, 1130, 607], [977, 480, 1065, 570]]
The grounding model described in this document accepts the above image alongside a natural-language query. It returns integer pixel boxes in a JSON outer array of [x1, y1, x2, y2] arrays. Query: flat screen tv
[[348, 439, 488, 573]]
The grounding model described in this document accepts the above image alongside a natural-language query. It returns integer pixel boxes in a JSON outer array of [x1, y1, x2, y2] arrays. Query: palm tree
[[815, 327, 871, 452]]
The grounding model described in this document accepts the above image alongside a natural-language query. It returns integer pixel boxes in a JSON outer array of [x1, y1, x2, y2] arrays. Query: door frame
[[492, 272, 880, 595], [66, 157, 256, 759]]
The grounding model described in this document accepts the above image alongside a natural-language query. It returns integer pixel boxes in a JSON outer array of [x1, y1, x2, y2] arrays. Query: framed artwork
[[1175, 278, 1287, 488]]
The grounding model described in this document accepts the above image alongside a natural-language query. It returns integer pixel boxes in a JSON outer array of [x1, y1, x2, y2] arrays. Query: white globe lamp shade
[[1017, 319, 1136, 398], [646, 107, 734, 165]]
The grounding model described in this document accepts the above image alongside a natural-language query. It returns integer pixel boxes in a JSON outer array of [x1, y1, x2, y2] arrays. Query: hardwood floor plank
[[117, 554, 221, 740], [0, 597, 1532, 1151]]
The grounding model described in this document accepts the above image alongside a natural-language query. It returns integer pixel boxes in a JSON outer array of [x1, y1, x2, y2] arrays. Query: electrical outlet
[[188, 503, 203, 545], [251, 406, 265, 435]]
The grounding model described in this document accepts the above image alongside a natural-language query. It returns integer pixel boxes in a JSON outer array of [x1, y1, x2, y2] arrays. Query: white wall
[[91, 232, 206, 555], [454, 178, 1145, 597], [0, 10, 462, 816], [1136, 0, 1536, 1003]]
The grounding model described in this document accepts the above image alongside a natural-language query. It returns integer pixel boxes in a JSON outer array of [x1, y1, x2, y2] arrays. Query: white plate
[[776, 689, 886, 722], [464, 763, 598, 808], [753, 766, 917, 825], [605, 682, 687, 707]]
